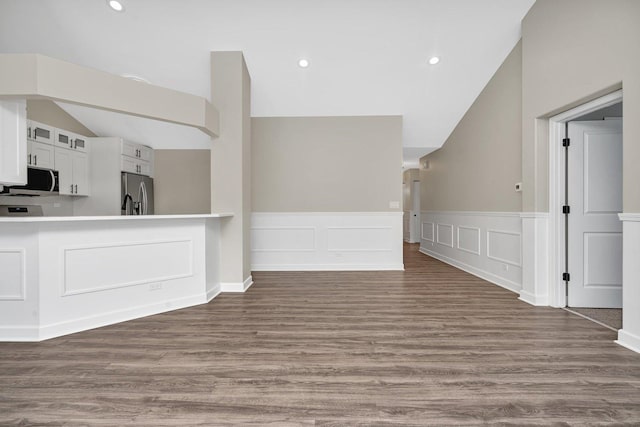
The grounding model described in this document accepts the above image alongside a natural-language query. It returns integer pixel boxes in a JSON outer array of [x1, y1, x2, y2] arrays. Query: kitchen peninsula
[[0, 53, 253, 342], [0, 213, 232, 341]]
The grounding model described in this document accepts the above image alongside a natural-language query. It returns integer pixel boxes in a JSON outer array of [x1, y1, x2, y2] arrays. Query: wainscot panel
[[420, 211, 522, 293], [251, 212, 404, 271]]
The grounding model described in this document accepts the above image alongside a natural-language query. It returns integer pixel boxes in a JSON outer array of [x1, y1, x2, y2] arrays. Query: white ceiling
[[0, 0, 535, 165]]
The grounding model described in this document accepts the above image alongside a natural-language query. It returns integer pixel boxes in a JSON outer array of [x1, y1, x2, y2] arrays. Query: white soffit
[[0, 0, 534, 153]]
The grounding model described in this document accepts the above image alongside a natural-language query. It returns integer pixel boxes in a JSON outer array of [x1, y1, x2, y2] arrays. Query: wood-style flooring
[[1, 243, 639, 426]]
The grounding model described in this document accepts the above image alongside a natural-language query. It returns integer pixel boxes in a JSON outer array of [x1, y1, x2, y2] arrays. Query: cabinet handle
[[28, 154, 32, 165], [70, 184, 74, 194], [75, 184, 78, 194], [34, 155, 37, 166], [27, 127, 31, 139]]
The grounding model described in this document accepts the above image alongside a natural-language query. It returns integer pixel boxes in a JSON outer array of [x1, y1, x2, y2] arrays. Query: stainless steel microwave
[[9, 167, 59, 195]]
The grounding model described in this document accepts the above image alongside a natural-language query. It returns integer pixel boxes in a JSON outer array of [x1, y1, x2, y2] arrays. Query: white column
[[519, 213, 549, 306], [616, 214, 640, 353]]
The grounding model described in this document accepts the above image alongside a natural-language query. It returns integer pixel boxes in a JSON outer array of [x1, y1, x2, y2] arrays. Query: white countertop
[[0, 213, 233, 223]]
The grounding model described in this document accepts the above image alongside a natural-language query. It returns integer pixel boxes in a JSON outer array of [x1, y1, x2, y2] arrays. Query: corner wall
[[154, 149, 211, 215]]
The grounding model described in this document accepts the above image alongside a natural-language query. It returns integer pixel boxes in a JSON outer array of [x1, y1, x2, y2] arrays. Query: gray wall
[[419, 41, 522, 212], [27, 100, 95, 136], [522, 0, 640, 212], [252, 116, 403, 212], [154, 150, 211, 215]]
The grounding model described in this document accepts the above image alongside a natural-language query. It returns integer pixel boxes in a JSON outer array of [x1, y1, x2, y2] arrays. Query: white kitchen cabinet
[[27, 140, 55, 169], [0, 100, 27, 185], [27, 120, 55, 145], [122, 140, 152, 162], [55, 148, 89, 196], [55, 129, 90, 153], [121, 140, 152, 176], [121, 156, 151, 176]]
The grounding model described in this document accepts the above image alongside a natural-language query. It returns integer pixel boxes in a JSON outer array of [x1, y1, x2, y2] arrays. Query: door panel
[[567, 119, 622, 308]]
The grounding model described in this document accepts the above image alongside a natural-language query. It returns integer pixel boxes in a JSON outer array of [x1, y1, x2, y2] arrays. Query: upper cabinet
[[121, 140, 153, 177], [54, 129, 89, 153], [28, 120, 54, 145], [0, 100, 27, 186]]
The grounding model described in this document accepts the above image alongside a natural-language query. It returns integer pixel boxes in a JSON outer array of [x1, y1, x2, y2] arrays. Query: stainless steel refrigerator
[[121, 172, 154, 215]]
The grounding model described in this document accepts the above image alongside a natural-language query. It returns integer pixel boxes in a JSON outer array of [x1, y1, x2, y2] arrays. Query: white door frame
[[547, 89, 623, 307]]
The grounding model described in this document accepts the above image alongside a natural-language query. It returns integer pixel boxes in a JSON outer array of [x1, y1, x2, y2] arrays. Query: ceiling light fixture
[[107, 0, 125, 12], [121, 73, 151, 84], [298, 59, 309, 68], [428, 56, 440, 65]]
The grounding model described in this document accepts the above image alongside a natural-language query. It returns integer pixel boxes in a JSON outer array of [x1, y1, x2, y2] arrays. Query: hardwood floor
[[1, 243, 639, 425]]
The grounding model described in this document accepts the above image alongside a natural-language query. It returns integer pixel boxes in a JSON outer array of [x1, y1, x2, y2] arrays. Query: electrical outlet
[[389, 201, 400, 209], [149, 282, 163, 291], [515, 182, 522, 192]]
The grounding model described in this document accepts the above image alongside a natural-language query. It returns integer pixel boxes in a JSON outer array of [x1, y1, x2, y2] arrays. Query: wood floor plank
[[1, 243, 639, 425]]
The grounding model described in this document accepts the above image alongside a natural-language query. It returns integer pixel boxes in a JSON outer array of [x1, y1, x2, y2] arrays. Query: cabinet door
[[30, 121, 55, 145], [72, 151, 89, 196], [55, 148, 73, 195], [0, 100, 27, 185], [70, 133, 89, 153], [31, 141, 55, 169], [121, 156, 138, 174], [138, 145, 152, 162], [138, 161, 151, 176], [54, 129, 73, 150], [121, 141, 138, 159]]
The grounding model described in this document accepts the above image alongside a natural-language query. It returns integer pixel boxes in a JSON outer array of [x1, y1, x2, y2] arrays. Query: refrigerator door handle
[[139, 181, 147, 215]]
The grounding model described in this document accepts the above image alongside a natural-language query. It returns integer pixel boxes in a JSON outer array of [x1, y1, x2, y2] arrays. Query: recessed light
[[428, 56, 440, 65], [298, 59, 309, 68], [107, 0, 124, 12]]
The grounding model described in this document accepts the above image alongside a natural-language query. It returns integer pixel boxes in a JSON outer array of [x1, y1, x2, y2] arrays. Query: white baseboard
[[0, 326, 40, 342], [252, 263, 404, 271], [2, 293, 207, 342], [206, 284, 221, 302], [518, 290, 549, 306], [251, 212, 403, 271], [221, 275, 254, 293], [420, 248, 521, 294], [616, 329, 640, 354]]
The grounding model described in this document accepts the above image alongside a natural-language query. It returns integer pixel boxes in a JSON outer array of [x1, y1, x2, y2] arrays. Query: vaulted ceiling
[[0, 0, 535, 167]]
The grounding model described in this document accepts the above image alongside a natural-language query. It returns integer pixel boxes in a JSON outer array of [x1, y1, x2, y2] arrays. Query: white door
[[410, 180, 421, 243], [567, 119, 622, 308], [54, 148, 73, 195]]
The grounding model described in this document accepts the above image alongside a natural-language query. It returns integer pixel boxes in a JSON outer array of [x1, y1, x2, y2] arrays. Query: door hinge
[[562, 205, 570, 214], [562, 138, 570, 147], [563, 272, 570, 282]]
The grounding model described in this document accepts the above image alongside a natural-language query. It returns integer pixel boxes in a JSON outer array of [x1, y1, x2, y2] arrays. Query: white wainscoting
[[420, 211, 522, 293], [252, 212, 404, 271], [0, 249, 26, 300]]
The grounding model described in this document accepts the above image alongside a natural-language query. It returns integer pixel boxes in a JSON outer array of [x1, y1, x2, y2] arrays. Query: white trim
[[436, 223, 454, 248], [619, 213, 640, 222], [221, 276, 253, 293], [252, 264, 404, 271], [421, 222, 435, 242], [206, 284, 221, 302], [518, 290, 549, 306], [486, 229, 522, 267], [1, 293, 207, 342], [422, 211, 521, 218], [616, 330, 640, 354], [519, 212, 549, 219], [457, 226, 481, 256], [252, 211, 403, 217], [420, 248, 520, 294], [0, 248, 26, 301], [548, 89, 623, 308]]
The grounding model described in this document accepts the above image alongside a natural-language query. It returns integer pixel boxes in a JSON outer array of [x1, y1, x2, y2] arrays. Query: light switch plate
[[389, 201, 400, 209]]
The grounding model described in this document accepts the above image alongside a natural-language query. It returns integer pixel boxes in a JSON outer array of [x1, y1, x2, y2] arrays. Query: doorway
[[548, 90, 623, 316]]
